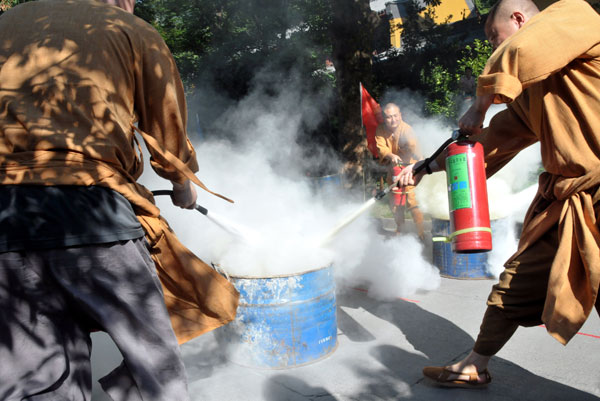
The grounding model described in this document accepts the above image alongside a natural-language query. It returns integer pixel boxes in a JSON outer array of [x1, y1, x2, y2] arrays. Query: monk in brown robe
[[399, 0, 600, 387], [0, 0, 238, 399], [375, 103, 425, 239]]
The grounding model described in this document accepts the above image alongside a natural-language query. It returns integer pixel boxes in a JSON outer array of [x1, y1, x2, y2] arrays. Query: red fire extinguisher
[[391, 165, 406, 206], [445, 140, 492, 253]]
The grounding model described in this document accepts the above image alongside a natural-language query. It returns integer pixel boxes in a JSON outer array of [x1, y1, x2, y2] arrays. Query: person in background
[[398, 0, 600, 388], [375, 103, 425, 240], [0, 0, 238, 399], [458, 66, 477, 100]]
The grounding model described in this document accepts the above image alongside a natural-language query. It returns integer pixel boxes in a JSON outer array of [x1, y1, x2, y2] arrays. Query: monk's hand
[[397, 163, 423, 187], [458, 105, 485, 136], [171, 179, 197, 209], [458, 94, 494, 136], [387, 154, 402, 165], [398, 160, 430, 187]]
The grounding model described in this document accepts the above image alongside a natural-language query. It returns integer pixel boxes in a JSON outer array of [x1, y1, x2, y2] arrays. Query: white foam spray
[[317, 197, 376, 247], [203, 210, 261, 245]]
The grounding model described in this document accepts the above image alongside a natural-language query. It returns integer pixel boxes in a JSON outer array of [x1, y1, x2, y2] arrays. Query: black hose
[[413, 136, 455, 175], [151, 189, 174, 197]]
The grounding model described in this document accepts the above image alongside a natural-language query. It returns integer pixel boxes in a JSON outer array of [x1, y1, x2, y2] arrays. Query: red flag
[[361, 83, 382, 158]]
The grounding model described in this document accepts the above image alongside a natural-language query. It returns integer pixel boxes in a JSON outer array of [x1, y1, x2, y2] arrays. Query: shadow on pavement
[[263, 374, 339, 401], [337, 306, 377, 342], [336, 290, 599, 401]]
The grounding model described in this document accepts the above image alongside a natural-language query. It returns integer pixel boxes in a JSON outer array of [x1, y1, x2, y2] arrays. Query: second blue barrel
[[431, 218, 495, 279], [216, 265, 338, 368], [309, 173, 342, 199]]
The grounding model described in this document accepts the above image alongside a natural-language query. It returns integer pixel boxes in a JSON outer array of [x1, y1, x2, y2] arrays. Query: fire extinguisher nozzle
[[195, 204, 208, 215]]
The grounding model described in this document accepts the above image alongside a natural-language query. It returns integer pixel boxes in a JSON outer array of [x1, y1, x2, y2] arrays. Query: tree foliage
[[0, 0, 32, 13], [135, 0, 334, 99], [135, 0, 381, 185], [0, 0, 17, 11], [473, 0, 497, 15], [420, 39, 492, 121], [131, 0, 348, 158]]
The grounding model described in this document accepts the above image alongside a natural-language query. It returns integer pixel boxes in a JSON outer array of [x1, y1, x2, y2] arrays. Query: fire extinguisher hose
[[413, 130, 464, 175]]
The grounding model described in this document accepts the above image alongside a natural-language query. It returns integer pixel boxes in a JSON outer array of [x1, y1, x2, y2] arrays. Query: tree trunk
[[331, 0, 379, 188]]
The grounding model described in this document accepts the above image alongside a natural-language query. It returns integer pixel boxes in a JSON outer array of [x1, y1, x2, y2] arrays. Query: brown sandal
[[422, 366, 492, 388]]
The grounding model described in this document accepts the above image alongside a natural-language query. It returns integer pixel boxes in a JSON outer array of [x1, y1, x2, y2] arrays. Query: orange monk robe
[[375, 121, 422, 171], [0, 1, 238, 344], [472, 0, 600, 345], [375, 121, 423, 230]]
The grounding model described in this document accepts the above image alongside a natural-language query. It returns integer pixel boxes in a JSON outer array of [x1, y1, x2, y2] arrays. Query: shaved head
[[383, 103, 402, 131], [485, 0, 539, 48], [383, 103, 400, 115], [488, 0, 539, 22]]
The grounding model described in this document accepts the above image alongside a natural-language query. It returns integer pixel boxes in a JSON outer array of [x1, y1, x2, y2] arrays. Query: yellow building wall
[[389, 0, 475, 48], [389, 17, 403, 48], [425, 0, 474, 23]]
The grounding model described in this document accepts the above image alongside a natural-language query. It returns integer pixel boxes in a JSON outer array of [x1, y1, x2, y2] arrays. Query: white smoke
[[138, 73, 441, 300], [332, 218, 441, 300]]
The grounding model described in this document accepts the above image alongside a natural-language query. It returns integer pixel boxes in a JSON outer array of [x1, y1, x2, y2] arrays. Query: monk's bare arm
[[458, 94, 495, 136]]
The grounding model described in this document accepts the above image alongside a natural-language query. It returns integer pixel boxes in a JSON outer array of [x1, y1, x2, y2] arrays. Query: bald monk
[[399, 0, 600, 387], [375, 103, 425, 239]]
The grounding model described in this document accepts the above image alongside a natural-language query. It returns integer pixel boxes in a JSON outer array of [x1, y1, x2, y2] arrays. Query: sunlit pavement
[[91, 273, 600, 400]]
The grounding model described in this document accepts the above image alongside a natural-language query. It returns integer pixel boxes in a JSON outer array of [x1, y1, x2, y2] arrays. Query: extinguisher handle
[[414, 136, 456, 175], [152, 189, 174, 197], [452, 129, 471, 141]]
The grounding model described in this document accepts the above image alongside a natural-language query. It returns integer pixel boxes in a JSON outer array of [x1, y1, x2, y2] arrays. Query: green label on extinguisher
[[446, 153, 472, 210]]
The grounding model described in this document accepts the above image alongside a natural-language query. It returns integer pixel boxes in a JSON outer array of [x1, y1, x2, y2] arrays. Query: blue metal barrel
[[310, 173, 342, 199], [216, 265, 338, 368], [431, 218, 494, 279]]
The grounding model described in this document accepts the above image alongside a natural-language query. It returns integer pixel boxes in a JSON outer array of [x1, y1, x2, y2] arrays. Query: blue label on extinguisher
[[446, 153, 472, 210]]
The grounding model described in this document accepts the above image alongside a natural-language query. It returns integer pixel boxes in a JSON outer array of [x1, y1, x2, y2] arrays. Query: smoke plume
[[139, 71, 441, 300]]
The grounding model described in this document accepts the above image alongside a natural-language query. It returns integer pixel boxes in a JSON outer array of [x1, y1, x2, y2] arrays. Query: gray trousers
[[0, 238, 190, 401]]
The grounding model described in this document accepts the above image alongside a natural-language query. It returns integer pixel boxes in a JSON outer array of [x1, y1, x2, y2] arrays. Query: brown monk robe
[[0, 1, 238, 344], [375, 103, 425, 239], [403, 0, 600, 387]]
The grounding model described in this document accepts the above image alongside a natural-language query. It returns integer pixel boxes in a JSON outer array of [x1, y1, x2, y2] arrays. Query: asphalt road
[[91, 273, 600, 400]]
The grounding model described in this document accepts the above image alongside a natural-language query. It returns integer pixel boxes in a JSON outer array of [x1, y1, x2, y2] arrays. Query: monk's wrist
[[474, 94, 494, 114]]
